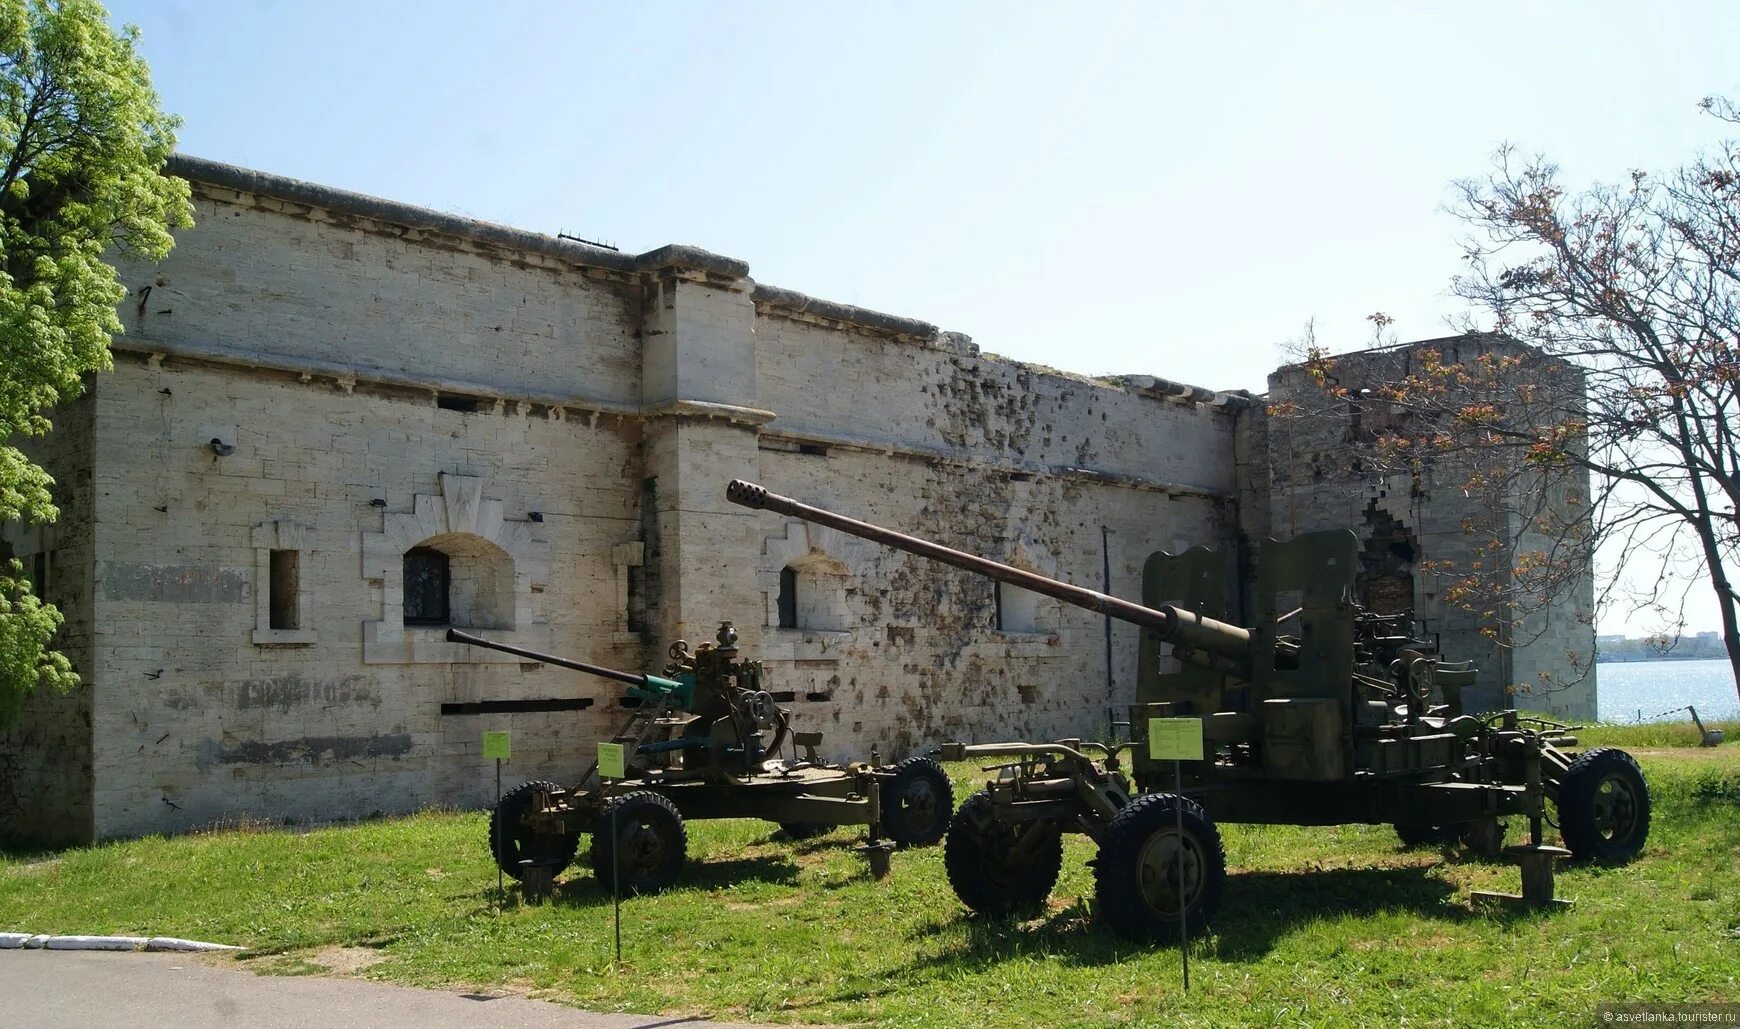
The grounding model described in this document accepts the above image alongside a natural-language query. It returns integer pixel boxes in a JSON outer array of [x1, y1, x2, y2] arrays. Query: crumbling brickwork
[[1265, 340, 1596, 718]]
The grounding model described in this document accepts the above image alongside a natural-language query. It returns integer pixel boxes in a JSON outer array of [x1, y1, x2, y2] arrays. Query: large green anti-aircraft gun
[[726, 480, 1650, 942], [450, 622, 952, 894]]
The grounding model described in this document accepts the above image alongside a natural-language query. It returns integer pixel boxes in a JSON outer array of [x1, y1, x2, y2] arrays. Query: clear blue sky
[[107, 0, 1740, 633]]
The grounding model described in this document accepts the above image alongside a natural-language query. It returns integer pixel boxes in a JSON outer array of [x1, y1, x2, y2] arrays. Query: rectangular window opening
[[30, 551, 48, 599], [797, 443, 829, 457], [777, 567, 798, 628], [436, 395, 479, 413], [269, 549, 299, 630], [404, 546, 451, 626], [626, 564, 648, 633]]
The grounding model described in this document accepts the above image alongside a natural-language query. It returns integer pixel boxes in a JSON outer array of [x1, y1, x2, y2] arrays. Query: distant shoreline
[[1596, 652, 1727, 664]]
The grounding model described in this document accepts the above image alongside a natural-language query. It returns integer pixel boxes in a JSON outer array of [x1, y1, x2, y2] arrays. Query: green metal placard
[[1148, 717, 1204, 761], [482, 730, 511, 760], [597, 741, 626, 780]]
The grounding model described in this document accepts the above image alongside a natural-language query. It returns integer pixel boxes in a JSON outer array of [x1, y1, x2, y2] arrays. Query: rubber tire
[[1557, 746, 1651, 862], [943, 791, 1064, 917], [880, 756, 954, 847], [775, 821, 832, 841], [1394, 822, 1459, 848], [588, 791, 688, 894], [1094, 793, 1226, 943], [488, 780, 580, 881]]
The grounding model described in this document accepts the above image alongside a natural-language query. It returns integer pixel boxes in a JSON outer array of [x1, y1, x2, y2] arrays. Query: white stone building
[[0, 157, 1594, 845]]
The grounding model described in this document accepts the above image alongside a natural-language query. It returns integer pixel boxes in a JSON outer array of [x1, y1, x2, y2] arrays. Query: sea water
[[1596, 659, 1740, 722]]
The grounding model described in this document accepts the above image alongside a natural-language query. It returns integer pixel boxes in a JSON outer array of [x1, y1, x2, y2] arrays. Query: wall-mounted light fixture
[[209, 437, 235, 457]]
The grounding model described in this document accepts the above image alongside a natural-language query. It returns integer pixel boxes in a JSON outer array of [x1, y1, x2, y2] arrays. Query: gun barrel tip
[[726, 480, 767, 508]]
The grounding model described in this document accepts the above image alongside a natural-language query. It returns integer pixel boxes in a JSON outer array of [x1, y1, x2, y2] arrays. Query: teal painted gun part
[[626, 673, 695, 710]]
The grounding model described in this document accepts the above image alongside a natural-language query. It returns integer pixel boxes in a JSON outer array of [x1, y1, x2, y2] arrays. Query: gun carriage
[[726, 480, 1650, 941], [450, 622, 952, 894]]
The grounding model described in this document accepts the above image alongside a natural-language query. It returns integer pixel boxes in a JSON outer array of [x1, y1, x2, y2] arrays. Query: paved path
[[0, 950, 790, 1029]]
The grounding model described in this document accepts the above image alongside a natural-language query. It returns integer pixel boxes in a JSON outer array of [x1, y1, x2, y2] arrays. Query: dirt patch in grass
[[305, 945, 389, 975], [1631, 747, 1735, 762], [4, 858, 62, 876]]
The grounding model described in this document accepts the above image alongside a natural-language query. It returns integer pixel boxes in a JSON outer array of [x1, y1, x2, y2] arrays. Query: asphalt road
[[0, 950, 789, 1029]]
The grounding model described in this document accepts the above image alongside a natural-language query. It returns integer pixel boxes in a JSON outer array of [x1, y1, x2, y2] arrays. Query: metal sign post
[[1148, 717, 1204, 993], [596, 741, 627, 965], [482, 730, 511, 906]]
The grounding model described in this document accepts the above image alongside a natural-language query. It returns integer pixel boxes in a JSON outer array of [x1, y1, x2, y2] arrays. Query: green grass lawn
[[4, 724, 1737, 1028]]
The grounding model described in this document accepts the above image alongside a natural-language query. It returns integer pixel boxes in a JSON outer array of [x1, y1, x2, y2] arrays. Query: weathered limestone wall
[[744, 446, 1224, 754], [0, 395, 96, 846], [744, 311, 1237, 751], [118, 180, 644, 407], [12, 155, 1593, 843], [31, 161, 1252, 841], [1265, 342, 1596, 718], [86, 358, 644, 838]]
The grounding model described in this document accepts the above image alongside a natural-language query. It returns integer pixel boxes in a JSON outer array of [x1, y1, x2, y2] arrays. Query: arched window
[[403, 546, 450, 625], [402, 534, 518, 630]]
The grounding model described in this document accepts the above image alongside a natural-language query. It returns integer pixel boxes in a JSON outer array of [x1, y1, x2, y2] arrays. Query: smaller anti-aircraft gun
[[448, 622, 952, 893], [726, 480, 1651, 942]]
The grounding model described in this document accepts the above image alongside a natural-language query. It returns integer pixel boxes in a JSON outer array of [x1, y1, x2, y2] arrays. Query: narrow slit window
[[268, 549, 299, 630], [626, 564, 648, 633], [777, 566, 798, 628]]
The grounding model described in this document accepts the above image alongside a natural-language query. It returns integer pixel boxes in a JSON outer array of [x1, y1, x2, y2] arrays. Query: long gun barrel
[[445, 629, 686, 701], [725, 479, 1252, 664]]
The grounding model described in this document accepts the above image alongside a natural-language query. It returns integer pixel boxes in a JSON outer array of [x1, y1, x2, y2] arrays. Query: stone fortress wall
[[0, 156, 1593, 844]]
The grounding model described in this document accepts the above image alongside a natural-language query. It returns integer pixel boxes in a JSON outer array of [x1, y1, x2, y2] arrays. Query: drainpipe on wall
[[1102, 525, 1116, 740]]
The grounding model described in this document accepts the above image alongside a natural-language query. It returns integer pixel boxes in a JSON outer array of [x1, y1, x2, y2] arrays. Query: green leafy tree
[[0, 0, 190, 724]]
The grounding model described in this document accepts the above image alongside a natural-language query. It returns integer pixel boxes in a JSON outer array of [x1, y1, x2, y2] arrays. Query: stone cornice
[[749, 282, 941, 342]]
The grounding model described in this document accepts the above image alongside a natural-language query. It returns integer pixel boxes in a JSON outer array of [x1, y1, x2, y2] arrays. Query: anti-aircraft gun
[[449, 622, 952, 894], [725, 480, 1650, 942]]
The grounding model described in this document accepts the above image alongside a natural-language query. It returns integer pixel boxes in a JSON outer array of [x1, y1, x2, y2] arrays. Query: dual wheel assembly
[[945, 790, 1226, 942], [488, 757, 954, 894]]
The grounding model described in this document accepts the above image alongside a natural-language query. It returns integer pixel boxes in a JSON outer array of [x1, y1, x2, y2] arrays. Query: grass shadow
[[896, 862, 1549, 977], [1211, 864, 1483, 960], [544, 853, 803, 907]]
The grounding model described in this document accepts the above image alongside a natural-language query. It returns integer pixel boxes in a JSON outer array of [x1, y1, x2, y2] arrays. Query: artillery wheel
[[944, 791, 1063, 917], [880, 756, 954, 847], [1393, 823, 1458, 848], [1557, 746, 1650, 862], [1094, 793, 1225, 943], [589, 791, 688, 894], [775, 821, 832, 841], [488, 780, 580, 881]]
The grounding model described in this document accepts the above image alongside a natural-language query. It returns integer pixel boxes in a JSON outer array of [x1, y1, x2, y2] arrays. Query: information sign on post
[[597, 741, 626, 781], [595, 740, 629, 964], [1146, 716, 1203, 991], [1147, 717, 1204, 761], [483, 729, 511, 905]]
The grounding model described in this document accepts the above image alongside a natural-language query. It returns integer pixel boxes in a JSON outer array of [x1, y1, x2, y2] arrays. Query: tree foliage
[[1295, 97, 1740, 706], [0, 0, 190, 724]]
